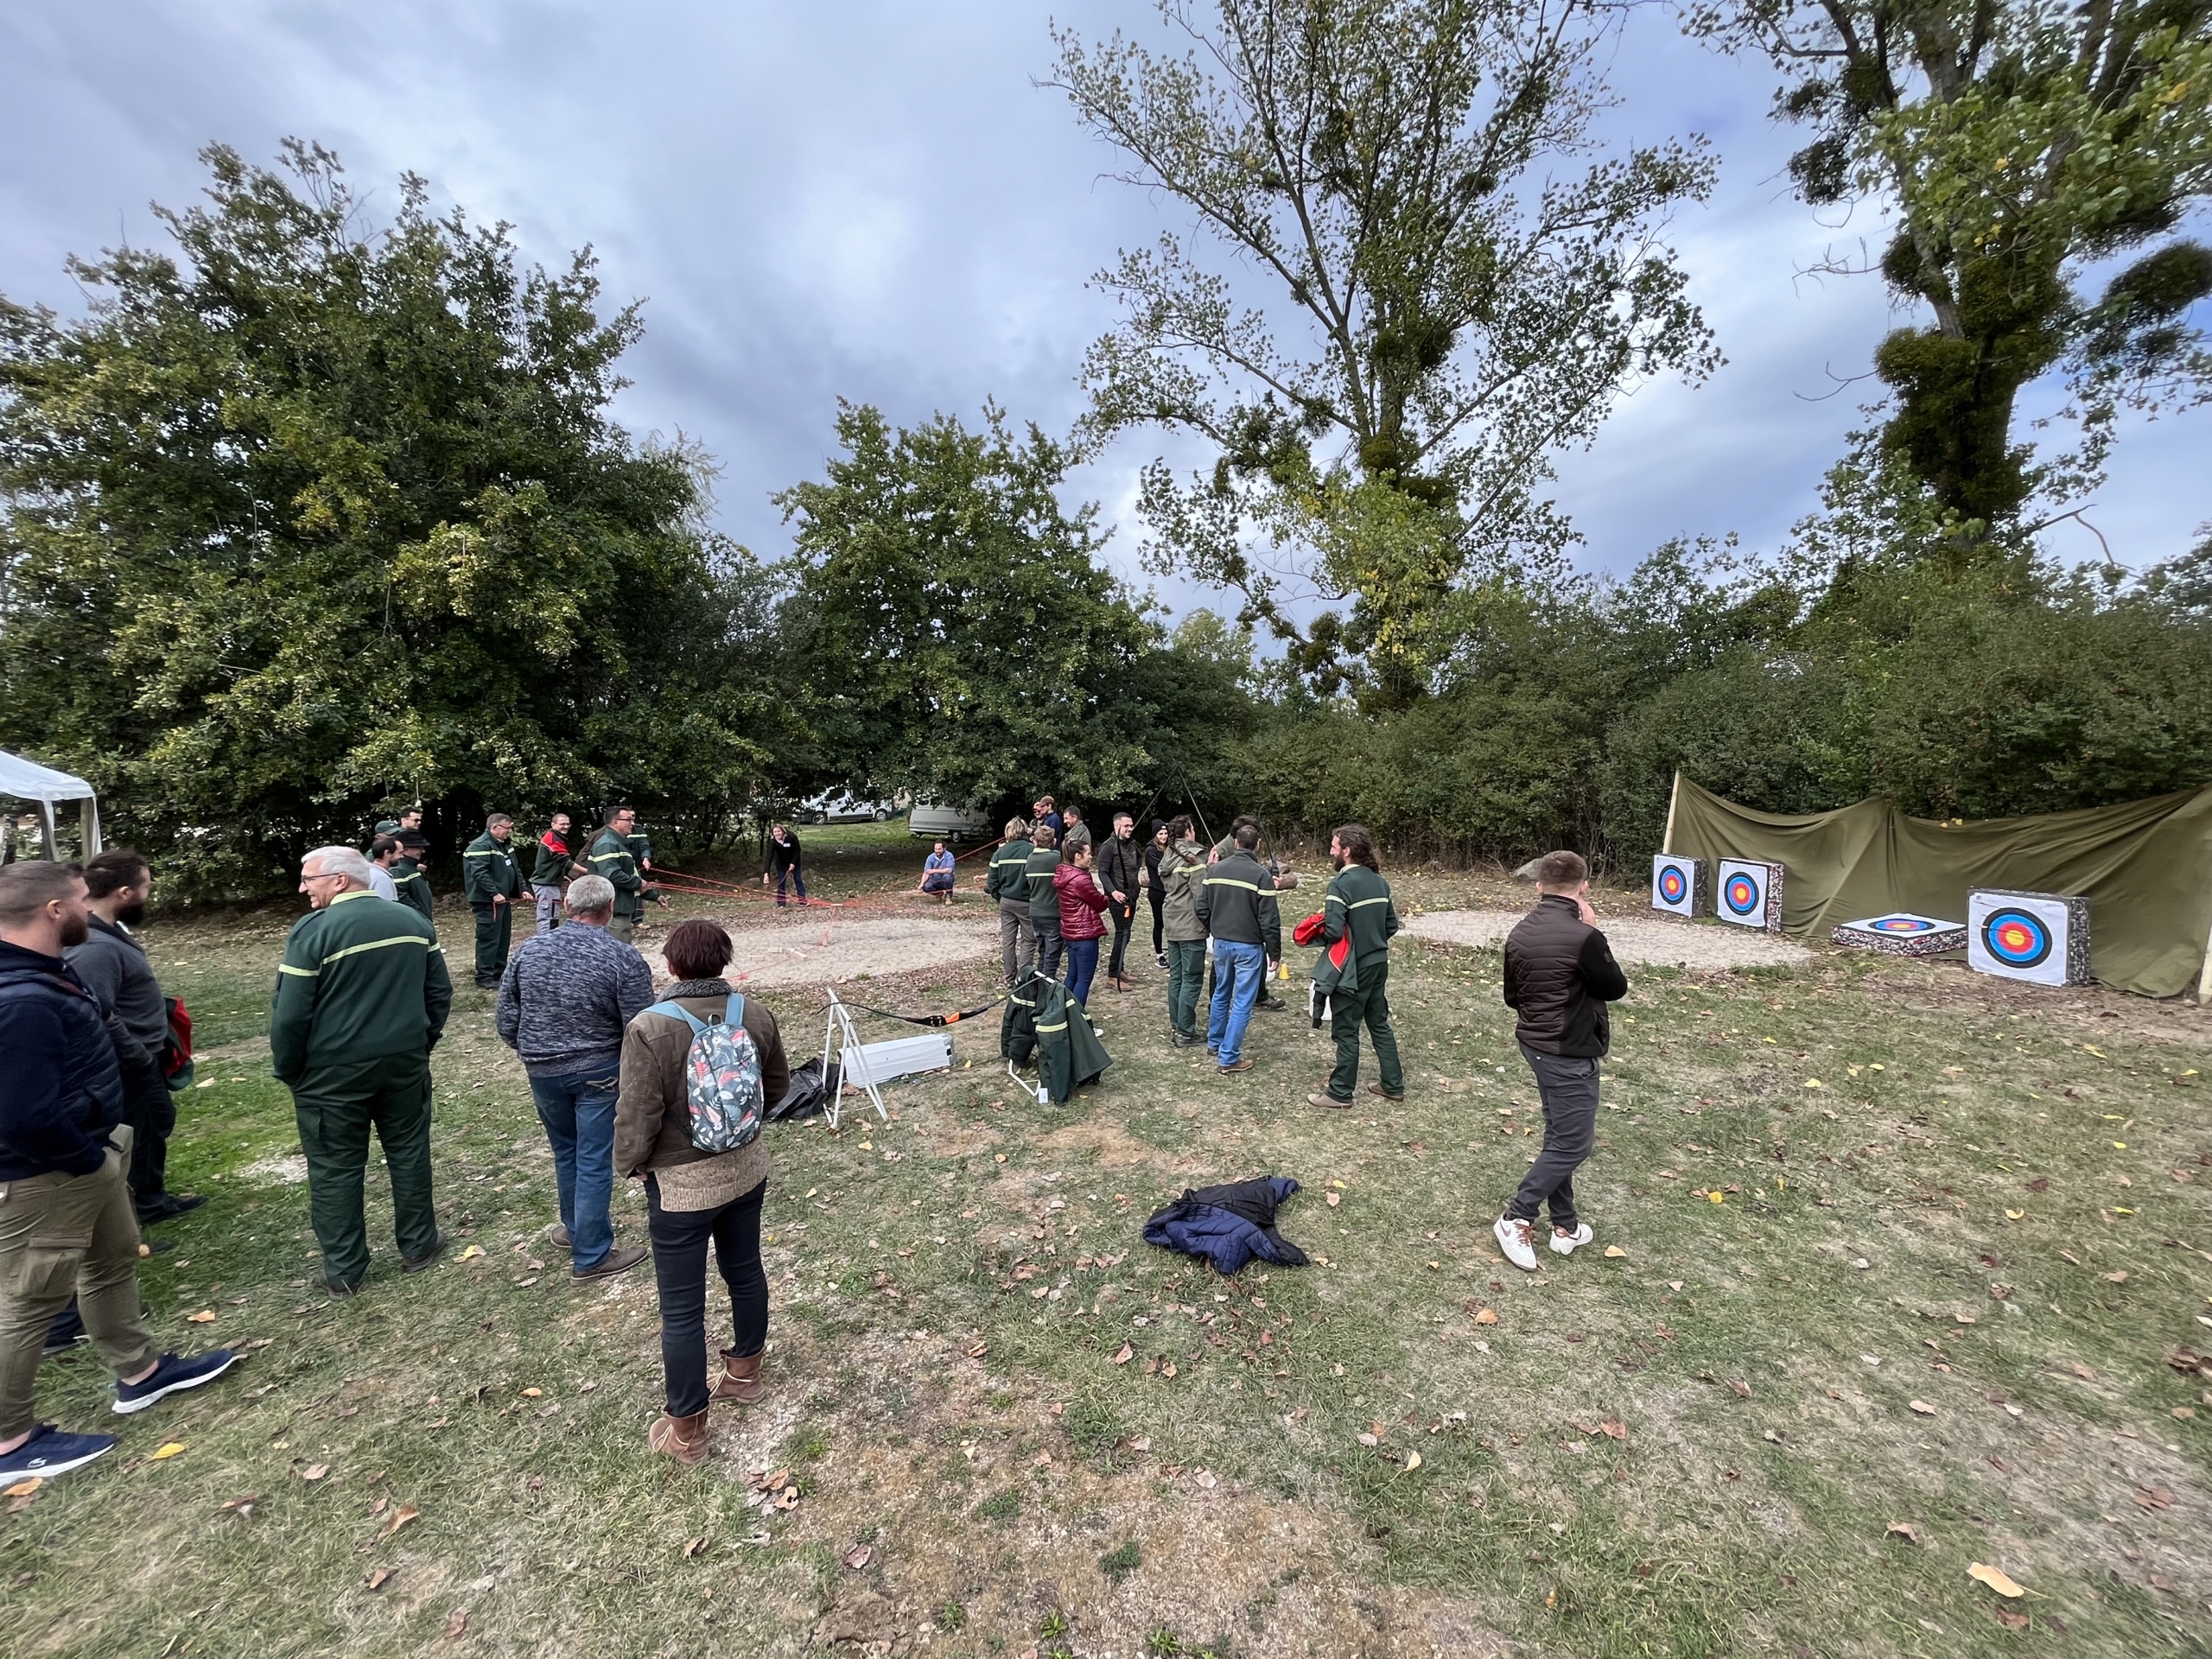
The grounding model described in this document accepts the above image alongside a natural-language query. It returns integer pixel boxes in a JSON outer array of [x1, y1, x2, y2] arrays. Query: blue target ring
[[1724, 873, 1762, 915], [1869, 916, 1936, 933], [1657, 864, 1688, 904], [1982, 908, 2051, 968]]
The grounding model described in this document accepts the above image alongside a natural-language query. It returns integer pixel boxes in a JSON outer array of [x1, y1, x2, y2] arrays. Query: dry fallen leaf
[[1403, 1451, 1422, 1471], [184, 1310, 217, 1324], [683, 1534, 710, 1559], [455, 1244, 484, 1262], [302, 1463, 329, 1481], [1110, 1342, 1133, 1366], [1968, 1561, 2027, 1598], [1324, 1191, 1341, 1207], [1909, 1400, 1936, 1416], [149, 1442, 186, 1460], [1602, 1245, 1627, 1259], [841, 1542, 872, 1571], [521, 1387, 543, 1398], [1885, 1522, 1918, 1543], [381, 1503, 420, 1541], [442, 1611, 467, 1640], [1472, 1308, 1498, 1326], [365, 1567, 394, 1592], [2106, 1270, 2129, 1284], [3, 1478, 40, 1498]]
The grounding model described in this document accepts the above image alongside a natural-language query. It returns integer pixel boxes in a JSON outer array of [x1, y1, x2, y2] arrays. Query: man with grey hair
[[270, 845, 453, 1295], [493, 873, 652, 1281], [462, 812, 526, 988]]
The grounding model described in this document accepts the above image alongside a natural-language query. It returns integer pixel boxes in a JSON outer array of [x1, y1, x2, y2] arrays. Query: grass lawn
[[3, 850, 2209, 1658]]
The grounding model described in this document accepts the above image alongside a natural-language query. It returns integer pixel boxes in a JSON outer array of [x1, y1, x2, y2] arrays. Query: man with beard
[[530, 811, 578, 934], [67, 852, 202, 1225], [1304, 824, 1406, 1110], [0, 861, 237, 1482]]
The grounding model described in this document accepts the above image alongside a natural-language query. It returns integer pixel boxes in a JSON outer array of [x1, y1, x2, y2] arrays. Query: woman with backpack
[[615, 919, 790, 1465]]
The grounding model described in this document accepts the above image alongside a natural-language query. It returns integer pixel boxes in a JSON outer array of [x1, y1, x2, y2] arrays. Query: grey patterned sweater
[[493, 920, 654, 1078]]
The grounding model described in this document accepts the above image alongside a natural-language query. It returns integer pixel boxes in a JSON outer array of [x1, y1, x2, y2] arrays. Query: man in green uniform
[[588, 806, 647, 944], [984, 817, 1036, 986], [271, 846, 453, 1294], [1306, 823, 1405, 1109], [1158, 817, 1209, 1046], [388, 822, 435, 934], [462, 812, 526, 988], [1023, 825, 1064, 981], [626, 822, 668, 917]]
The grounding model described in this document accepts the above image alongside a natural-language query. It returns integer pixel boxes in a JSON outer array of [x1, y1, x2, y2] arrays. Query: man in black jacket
[[1097, 812, 1145, 994], [1495, 850, 1629, 1270], [0, 862, 236, 1483], [67, 851, 201, 1225]]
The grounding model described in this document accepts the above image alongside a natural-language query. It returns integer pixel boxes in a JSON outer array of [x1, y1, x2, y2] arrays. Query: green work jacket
[[269, 889, 452, 1084], [1023, 845, 1063, 919], [389, 855, 436, 932], [588, 829, 645, 920], [529, 834, 577, 887], [988, 838, 1033, 902], [1160, 839, 1208, 944], [1322, 861, 1401, 967], [461, 831, 525, 906]]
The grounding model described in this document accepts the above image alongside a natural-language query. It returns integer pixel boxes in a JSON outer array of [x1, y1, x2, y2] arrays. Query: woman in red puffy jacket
[[1052, 844, 1113, 1005]]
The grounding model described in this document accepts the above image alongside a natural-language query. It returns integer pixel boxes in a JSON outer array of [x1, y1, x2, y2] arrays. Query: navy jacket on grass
[[0, 938, 124, 1180], [1143, 1176, 1309, 1276]]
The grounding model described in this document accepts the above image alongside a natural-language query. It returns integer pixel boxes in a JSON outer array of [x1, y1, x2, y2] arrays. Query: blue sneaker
[[0, 1423, 117, 1479], [111, 1350, 238, 1415]]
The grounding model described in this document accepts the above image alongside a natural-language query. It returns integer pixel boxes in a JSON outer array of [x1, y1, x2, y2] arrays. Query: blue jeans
[[773, 868, 806, 906], [1065, 937, 1099, 1005], [529, 1065, 619, 1270], [1205, 940, 1265, 1065]]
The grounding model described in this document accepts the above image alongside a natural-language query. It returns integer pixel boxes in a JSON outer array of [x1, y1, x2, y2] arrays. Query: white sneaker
[[1548, 1222, 1594, 1256], [1493, 1215, 1539, 1272]]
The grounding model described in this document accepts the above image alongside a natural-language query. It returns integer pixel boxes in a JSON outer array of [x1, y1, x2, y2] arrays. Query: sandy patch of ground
[[239, 1152, 309, 1185], [1406, 908, 1813, 971], [636, 912, 998, 988]]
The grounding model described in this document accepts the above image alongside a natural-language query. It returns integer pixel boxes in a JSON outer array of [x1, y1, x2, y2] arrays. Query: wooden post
[[2198, 906, 2212, 1001], [1662, 771, 1682, 855]]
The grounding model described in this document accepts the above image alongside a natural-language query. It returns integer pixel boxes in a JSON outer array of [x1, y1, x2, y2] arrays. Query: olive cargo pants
[[1325, 959, 1405, 1102]]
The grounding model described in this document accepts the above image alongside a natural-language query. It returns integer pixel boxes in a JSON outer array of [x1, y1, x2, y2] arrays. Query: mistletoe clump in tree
[[1052, 0, 1718, 705], [1692, 0, 2212, 535]]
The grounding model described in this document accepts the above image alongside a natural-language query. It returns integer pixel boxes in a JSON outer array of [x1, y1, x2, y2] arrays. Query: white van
[[907, 802, 995, 842]]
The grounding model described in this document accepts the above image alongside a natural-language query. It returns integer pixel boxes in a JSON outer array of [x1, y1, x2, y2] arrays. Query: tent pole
[[80, 798, 102, 857], [2198, 909, 2212, 1002], [1662, 771, 1681, 855], [37, 801, 57, 861]]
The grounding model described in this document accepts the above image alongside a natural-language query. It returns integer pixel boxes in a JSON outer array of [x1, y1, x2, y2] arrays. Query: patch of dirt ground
[[1407, 908, 1812, 972], [635, 911, 997, 988]]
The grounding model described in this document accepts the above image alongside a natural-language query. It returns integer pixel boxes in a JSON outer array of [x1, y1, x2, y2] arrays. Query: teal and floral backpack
[[646, 993, 764, 1153]]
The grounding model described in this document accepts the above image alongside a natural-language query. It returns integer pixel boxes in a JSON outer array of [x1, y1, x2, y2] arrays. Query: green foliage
[[0, 142, 792, 893], [1689, 0, 2212, 527], [779, 402, 1254, 816], [1098, 1539, 1144, 1584], [1052, 0, 1717, 696]]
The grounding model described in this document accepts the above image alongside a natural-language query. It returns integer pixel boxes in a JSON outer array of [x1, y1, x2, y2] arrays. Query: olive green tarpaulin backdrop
[[1662, 774, 2212, 998]]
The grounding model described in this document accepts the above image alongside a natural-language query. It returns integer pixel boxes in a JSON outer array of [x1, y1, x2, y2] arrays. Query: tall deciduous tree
[[0, 142, 784, 893], [1051, 0, 1718, 702], [777, 403, 1167, 810], [1690, 0, 2212, 530]]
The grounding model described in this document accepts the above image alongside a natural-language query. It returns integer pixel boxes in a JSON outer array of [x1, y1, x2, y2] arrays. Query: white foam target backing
[[1715, 859, 1784, 931], [1650, 855, 1704, 918]]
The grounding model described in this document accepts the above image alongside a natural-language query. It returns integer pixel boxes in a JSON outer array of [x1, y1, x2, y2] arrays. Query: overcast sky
[[3, 1, 2204, 617]]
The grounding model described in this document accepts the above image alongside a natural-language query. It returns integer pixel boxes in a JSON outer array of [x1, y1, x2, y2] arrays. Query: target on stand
[[1868, 916, 1939, 934], [1966, 889, 2090, 988], [1649, 854, 1704, 918], [1981, 908, 2051, 969], [1715, 859, 1784, 931]]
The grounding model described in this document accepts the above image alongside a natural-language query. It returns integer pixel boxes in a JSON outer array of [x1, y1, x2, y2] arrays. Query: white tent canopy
[[0, 748, 103, 859]]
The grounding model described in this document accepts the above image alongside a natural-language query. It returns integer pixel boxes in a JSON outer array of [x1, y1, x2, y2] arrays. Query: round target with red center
[[1724, 872, 1762, 915], [1981, 908, 2051, 969], [1868, 916, 1937, 933], [1657, 863, 1688, 905]]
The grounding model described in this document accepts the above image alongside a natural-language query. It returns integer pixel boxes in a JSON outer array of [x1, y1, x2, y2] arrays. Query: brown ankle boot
[[711, 1351, 766, 1405], [648, 1407, 710, 1465]]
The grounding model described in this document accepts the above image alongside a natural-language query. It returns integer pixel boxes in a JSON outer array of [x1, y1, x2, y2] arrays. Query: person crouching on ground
[[918, 839, 957, 906], [494, 874, 653, 1281], [1053, 842, 1113, 1006], [1495, 849, 1628, 1271], [0, 862, 237, 1483], [616, 918, 790, 1465]]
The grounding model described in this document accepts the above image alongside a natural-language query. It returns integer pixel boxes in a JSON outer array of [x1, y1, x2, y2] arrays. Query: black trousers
[[1033, 913, 1064, 982], [647, 1174, 768, 1417], [122, 1054, 175, 1211], [1147, 890, 1165, 955], [1106, 899, 1137, 979], [1506, 1043, 1600, 1230]]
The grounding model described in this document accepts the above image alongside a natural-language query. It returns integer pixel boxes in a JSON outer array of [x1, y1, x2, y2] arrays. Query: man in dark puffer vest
[[1496, 849, 1629, 1272]]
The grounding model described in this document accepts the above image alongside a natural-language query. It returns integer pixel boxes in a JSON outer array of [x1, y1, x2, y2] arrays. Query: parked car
[[907, 801, 995, 842], [798, 790, 898, 824]]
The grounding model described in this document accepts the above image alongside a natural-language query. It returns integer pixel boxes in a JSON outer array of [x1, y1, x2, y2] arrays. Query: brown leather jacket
[[614, 981, 791, 1186]]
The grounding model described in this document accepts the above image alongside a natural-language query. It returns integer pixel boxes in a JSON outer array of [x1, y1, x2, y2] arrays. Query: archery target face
[[1650, 855, 1699, 918], [1716, 859, 1782, 931], [1861, 914, 1942, 934], [1968, 890, 2081, 986]]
